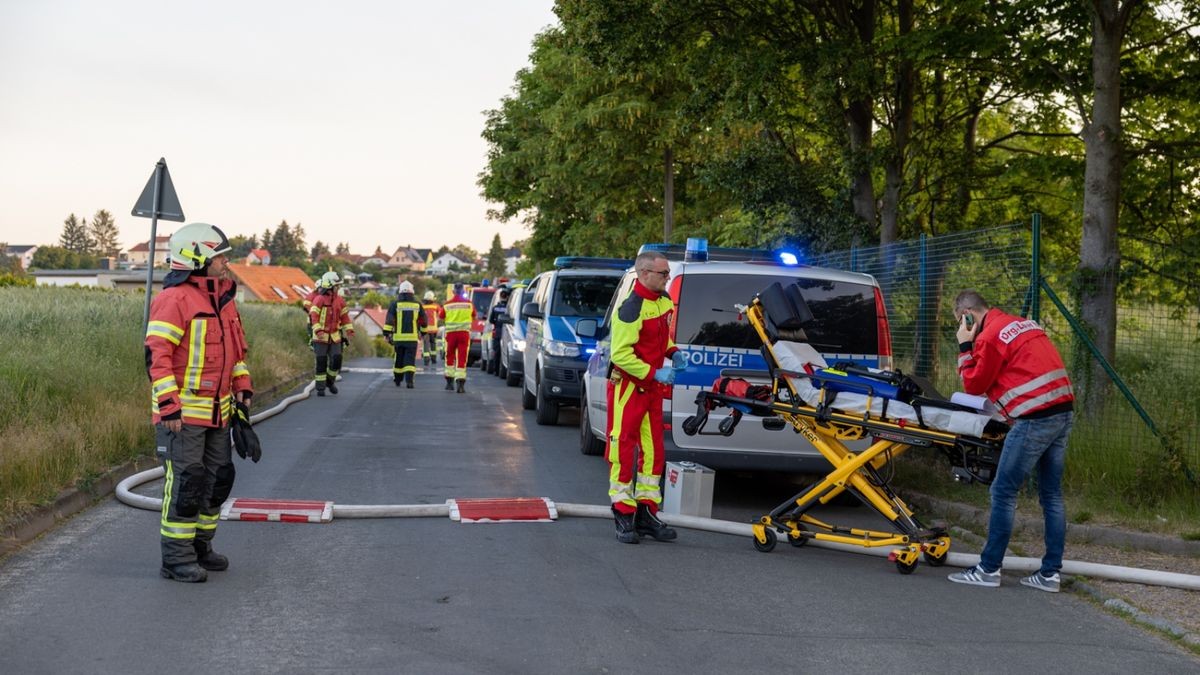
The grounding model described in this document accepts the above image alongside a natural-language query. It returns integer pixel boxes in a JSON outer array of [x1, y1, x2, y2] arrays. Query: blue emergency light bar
[[639, 239, 777, 263], [553, 256, 633, 270]]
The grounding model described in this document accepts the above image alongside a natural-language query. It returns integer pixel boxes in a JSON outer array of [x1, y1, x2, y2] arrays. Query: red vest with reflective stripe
[[958, 308, 1074, 419], [145, 276, 252, 427], [309, 290, 351, 342]]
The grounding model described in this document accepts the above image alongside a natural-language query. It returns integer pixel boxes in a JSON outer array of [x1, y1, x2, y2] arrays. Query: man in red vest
[[947, 290, 1074, 593]]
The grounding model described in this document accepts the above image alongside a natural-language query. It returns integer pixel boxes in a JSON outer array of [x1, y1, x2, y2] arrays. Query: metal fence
[[808, 220, 1198, 497]]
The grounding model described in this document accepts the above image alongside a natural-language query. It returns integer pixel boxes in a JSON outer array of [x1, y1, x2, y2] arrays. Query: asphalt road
[[1, 356, 1195, 675]]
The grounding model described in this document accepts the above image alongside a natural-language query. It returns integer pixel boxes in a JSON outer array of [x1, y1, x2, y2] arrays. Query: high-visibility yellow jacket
[[145, 275, 253, 427], [438, 294, 475, 334], [385, 296, 427, 342]]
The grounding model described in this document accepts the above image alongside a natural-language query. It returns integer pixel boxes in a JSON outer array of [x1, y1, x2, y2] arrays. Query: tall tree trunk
[[1078, 0, 1133, 411], [663, 146, 674, 242], [880, 0, 913, 247]]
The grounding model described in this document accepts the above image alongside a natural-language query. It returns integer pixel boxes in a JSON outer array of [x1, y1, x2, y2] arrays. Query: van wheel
[[535, 381, 559, 425], [507, 367, 521, 387], [498, 362, 508, 380], [521, 379, 536, 409], [579, 390, 605, 456]]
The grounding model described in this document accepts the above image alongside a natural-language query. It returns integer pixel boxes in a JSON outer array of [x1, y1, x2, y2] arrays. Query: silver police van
[[578, 239, 893, 472]]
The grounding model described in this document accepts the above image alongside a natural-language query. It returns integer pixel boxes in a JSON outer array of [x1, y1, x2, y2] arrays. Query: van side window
[[675, 274, 879, 354]]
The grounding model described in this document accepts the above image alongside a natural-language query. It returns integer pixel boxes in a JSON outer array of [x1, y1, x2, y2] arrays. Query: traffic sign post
[[131, 158, 185, 331]]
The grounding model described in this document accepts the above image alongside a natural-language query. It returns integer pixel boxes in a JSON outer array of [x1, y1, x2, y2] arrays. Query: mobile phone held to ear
[[963, 313, 975, 329]]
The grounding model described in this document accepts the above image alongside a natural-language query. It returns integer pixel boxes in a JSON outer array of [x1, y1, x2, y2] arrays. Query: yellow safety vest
[[443, 300, 472, 333]]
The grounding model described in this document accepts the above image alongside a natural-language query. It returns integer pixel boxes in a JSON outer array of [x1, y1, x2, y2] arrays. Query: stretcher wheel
[[895, 559, 918, 575], [753, 529, 777, 553], [787, 525, 808, 547], [718, 416, 738, 436], [923, 550, 947, 567], [682, 415, 702, 436]]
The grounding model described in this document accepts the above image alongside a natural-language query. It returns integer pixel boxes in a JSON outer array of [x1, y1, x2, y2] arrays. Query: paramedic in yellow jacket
[[438, 282, 475, 393], [605, 251, 688, 544], [309, 271, 355, 396], [145, 223, 253, 583]]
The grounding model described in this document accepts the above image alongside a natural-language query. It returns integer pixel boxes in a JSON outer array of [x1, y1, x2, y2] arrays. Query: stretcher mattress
[[772, 341, 993, 439]]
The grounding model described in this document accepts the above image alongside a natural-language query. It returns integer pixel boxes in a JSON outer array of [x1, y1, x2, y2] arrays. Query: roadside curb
[[1073, 579, 1200, 649], [906, 491, 1200, 558], [0, 375, 311, 561]]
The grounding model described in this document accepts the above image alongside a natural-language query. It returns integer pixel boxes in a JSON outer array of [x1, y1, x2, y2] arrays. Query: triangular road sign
[[131, 159, 185, 222]]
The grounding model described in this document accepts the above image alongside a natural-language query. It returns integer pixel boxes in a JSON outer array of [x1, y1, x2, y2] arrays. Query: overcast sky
[[0, 0, 557, 255]]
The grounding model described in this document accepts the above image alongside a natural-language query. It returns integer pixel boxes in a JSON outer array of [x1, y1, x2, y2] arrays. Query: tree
[[311, 240, 331, 261], [31, 245, 96, 270], [89, 209, 121, 258], [485, 234, 507, 279], [59, 213, 92, 254], [335, 242, 350, 255], [451, 244, 479, 265], [228, 234, 258, 260]]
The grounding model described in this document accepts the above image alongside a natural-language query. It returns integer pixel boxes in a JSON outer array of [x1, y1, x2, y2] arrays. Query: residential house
[[505, 247, 524, 275], [226, 263, 315, 304], [31, 268, 168, 291], [362, 247, 389, 268], [350, 306, 389, 338], [427, 252, 475, 275], [4, 245, 38, 270], [386, 245, 427, 272], [246, 248, 272, 265], [126, 235, 173, 268]]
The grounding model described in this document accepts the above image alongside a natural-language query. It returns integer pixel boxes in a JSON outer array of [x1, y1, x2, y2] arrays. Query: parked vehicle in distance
[[466, 286, 496, 366], [522, 258, 629, 425], [578, 239, 892, 471], [499, 284, 534, 386]]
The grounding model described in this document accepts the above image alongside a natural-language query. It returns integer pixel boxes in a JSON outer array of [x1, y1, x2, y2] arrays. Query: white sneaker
[[1020, 572, 1061, 593], [948, 565, 1001, 588]]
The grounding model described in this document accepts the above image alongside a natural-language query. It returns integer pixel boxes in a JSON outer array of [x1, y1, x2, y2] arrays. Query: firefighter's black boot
[[445, 377, 454, 391], [456, 379, 465, 394], [160, 562, 207, 583], [315, 382, 326, 397], [406, 373, 414, 389], [326, 375, 338, 395], [394, 374, 402, 387], [194, 541, 229, 571], [635, 503, 677, 542], [613, 507, 640, 544]]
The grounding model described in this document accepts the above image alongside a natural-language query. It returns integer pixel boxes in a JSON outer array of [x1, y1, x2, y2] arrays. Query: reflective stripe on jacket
[[421, 303, 441, 333], [385, 298, 426, 341], [958, 307, 1074, 419], [439, 296, 474, 333], [309, 290, 352, 343], [145, 275, 252, 427], [609, 279, 678, 387]]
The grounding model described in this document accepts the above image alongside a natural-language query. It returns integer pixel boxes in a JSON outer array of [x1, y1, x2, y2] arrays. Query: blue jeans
[[980, 411, 1073, 576]]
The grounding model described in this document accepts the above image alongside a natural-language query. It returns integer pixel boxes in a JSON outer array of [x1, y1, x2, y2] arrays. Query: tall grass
[[0, 286, 312, 523]]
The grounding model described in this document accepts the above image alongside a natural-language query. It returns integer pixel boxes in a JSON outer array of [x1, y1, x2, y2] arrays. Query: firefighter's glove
[[384, 333, 393, 345], [653, 367, 676, 386], [231, 400, 262, 463], [671, 352, 688, 372]]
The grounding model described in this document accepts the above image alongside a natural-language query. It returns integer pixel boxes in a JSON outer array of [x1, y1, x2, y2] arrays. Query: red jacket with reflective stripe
[[145, 275, 252, 427], [957, 308, 1074, 419], [309, 290, 352, 343], [608, 279, 679, 388]]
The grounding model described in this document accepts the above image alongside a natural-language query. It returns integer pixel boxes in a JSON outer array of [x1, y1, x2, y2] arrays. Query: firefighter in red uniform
[[421, 290, 441, 365], [145, 223, 254, 583], [309, 271, 355, 396], [947, 290, 1075, 593], [438, 282, 475, 393], [605, 251, 688, 544]]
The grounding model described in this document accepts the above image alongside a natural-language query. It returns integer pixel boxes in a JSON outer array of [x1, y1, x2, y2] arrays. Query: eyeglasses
[[640, 268, 670, 278]]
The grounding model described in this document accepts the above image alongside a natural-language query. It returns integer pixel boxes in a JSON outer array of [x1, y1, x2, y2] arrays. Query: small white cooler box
[[662, 461, 715, 518]]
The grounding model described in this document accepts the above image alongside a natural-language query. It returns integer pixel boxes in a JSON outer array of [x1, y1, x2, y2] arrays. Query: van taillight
[[874, 287, 893, 371], [668, 276, 683, 343]]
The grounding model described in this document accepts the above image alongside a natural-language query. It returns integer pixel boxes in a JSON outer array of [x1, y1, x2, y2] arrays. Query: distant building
[[246, 248, 272, 265], [505, 247, 524, 275], [427, 252, 475, 275], [31, 268, 168, 291], [226, 263, 315, 304], [4, 245, 39, 270], [350, 307, 389, 338], [385, 245, 427, 272], [126, 236, 173, 268]]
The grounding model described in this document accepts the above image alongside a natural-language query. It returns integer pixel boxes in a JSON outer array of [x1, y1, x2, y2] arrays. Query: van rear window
[[675, 274, 879, 354], [552, 276, 622, 317]]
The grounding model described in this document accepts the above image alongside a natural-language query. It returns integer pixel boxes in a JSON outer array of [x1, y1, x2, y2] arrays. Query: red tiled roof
[[359, 307, 388, 329], [128, 236, 172, 253], [227, 263, 315, 303], [249, 248, 270, 258]]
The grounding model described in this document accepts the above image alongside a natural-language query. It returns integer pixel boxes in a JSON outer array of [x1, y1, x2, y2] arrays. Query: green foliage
[[58, 213, 92, 254], [89, 209, 120, 258], [486, 234, 507, 279], [359, 290, 390, 309], [31, 245, 97, 270], [0, 273, 35, 287]]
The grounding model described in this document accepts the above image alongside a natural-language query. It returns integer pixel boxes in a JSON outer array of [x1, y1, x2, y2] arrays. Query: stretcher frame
[[684, 298, 1006, 574]]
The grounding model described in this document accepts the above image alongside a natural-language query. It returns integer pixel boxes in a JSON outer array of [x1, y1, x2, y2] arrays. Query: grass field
[[0, 286, 314, 524]]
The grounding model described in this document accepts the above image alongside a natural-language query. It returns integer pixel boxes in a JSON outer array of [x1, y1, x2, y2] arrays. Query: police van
[[520, 257, 629, 426], [577, 240, 893, 472]]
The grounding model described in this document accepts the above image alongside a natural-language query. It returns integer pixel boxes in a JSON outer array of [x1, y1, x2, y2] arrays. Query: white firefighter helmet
[[318, 270, 342, 289], [398, 281, 414, 294], [423, 290, 436, 302], [168, 223, 232, 271]]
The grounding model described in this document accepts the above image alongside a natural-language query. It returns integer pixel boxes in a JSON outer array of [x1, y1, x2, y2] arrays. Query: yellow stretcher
[[682, 284, 1008, 575]]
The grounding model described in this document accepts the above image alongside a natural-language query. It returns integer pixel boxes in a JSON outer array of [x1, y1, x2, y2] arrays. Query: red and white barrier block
[[447, 498, 558, 523], [220, 498, 333, 523]]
